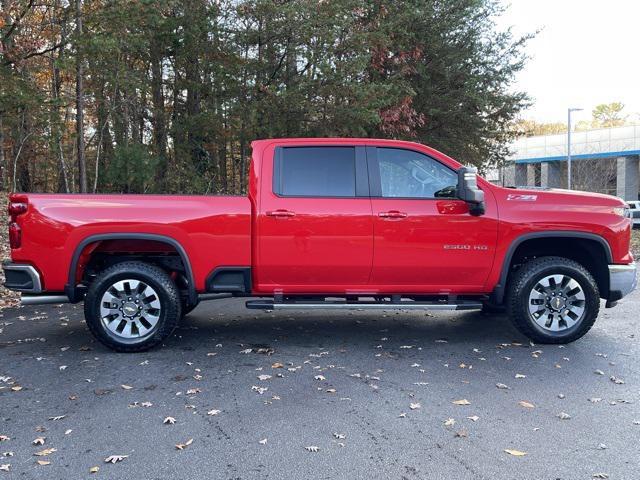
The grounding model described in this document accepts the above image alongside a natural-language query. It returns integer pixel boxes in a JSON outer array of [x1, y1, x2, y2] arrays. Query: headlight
[[612, 206, 630, 218]]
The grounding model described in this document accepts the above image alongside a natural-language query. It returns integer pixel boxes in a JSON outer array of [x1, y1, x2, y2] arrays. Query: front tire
[[507, 256, 600, 344], [84, 261, 181, 352]]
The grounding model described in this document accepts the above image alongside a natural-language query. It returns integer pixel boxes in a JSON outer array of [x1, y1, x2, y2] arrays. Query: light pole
[[567, 107, 583, 190]]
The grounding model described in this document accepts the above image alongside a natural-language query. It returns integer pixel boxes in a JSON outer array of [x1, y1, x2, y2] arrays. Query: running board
[[246, 299, 482, 311]]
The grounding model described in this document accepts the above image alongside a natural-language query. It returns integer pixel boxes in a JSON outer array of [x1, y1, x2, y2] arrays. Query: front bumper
[[607, 263, 637, 303], [2, 261, 42, 293]]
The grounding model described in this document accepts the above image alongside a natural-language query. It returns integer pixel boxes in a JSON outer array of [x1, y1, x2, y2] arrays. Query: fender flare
[[492, 231, 612, 304], [65, 233, 197, 304]]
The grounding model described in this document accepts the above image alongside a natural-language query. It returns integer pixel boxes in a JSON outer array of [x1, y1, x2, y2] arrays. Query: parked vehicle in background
[[627, 200, 640, 228], [4, 138, 637, 352]]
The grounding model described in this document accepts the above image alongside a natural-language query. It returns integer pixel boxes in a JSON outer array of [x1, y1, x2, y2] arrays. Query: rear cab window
[[273, 146, 368, 197]]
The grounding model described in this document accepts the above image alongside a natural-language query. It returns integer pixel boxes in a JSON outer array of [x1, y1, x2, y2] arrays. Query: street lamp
[[567, 107, 583, 190]]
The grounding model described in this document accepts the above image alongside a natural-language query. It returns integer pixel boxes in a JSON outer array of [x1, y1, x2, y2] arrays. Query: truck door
[[255, 144, 373, 294], [367, 146, 498, 291]]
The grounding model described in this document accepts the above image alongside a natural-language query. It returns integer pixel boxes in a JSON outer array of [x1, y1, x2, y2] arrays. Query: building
[[487, 125, 640, 201]]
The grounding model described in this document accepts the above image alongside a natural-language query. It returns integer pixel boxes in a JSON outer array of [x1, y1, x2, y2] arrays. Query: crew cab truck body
[[4, 138, 637, 351]]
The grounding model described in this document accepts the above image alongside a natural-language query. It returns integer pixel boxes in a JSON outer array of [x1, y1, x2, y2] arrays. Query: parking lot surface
[[0, 292, 638, 479]]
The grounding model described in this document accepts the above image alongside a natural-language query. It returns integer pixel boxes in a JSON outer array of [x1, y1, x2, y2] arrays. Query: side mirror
[[457, 166, 485, 216]]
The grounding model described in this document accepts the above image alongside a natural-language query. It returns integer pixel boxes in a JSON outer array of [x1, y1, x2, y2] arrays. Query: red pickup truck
[[4, 138, 637, 351]]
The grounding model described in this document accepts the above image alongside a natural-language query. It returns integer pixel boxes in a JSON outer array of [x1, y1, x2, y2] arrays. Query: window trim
[[366, 146, 458, 200], [272, 146, 369, 198]]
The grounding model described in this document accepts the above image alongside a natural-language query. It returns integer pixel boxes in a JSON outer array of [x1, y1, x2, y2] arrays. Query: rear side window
[[274, 147, 356, 197]]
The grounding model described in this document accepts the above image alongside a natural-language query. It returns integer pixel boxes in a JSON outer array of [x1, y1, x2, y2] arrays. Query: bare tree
[[75, 0, 87, 192]]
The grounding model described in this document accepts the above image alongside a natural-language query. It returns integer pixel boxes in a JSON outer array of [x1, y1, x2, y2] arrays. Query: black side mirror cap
[[457, 166, 485, 215]]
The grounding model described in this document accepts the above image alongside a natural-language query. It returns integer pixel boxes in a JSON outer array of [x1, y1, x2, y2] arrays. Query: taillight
[[8, 202, 27, 216], [9, 222, 21, 249], [8, 196, 28, 249]]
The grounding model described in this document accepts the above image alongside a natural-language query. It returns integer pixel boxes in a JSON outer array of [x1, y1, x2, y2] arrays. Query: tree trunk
[[75, 0, 87, 192], [150, 35, 168, 191], [0, 114, 4, 190]]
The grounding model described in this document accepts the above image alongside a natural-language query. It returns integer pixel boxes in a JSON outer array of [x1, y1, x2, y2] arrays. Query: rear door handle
[[378, 210, 407, 219], [266, 209, 296, 218]]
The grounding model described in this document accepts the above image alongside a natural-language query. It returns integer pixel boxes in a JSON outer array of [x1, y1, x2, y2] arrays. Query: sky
[[496, 0, 640, 124]]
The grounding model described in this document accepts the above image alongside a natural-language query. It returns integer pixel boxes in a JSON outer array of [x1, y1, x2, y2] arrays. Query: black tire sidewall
[[84, 262, 181, 352]]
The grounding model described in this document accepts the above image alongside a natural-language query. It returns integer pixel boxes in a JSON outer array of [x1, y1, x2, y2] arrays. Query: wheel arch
[[493, 231, 612, 304], [65, 233, 197, 304]]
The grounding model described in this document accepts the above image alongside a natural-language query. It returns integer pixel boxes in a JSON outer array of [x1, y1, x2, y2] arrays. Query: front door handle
[[378, 210, 407, 219], [266, 209, 296, 218]]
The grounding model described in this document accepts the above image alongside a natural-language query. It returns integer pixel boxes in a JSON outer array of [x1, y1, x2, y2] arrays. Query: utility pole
[[567, 107, 583, 190]]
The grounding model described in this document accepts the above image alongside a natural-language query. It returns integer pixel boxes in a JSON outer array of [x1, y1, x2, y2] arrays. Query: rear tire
[[507, 256, 599, 344], [84, 261, 181, 352]]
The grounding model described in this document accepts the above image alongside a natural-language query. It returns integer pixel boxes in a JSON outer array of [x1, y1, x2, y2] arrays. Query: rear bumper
[[607, 263, 637, 303], [2, 261, 42, 293]]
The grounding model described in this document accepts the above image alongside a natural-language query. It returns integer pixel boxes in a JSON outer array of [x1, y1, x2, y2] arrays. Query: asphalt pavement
[[0, 291, 639, 480]]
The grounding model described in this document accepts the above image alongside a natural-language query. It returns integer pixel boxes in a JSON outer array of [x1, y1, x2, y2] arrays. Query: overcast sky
[[497, 0, 640, 124]]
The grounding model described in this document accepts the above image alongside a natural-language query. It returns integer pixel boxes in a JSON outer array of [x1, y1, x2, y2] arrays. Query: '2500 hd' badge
[[444, 244, 489, 251]]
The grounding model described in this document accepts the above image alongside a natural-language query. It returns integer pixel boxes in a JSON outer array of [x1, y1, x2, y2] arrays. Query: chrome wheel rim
[[528, 274, 586, 332], [100, 279, 161, 340]]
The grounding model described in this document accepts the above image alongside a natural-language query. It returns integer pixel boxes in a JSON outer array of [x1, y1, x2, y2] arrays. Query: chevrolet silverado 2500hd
[[4, 138, 637, 351]]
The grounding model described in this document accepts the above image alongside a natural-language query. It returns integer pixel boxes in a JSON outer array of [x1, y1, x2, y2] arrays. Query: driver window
[[377, 148, 457, 198]]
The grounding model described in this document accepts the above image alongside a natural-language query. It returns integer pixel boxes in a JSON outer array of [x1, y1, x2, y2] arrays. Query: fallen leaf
[[163, 417, 176, 425], [89, 466, 99, 473], [36, 460, 50, 466], [271, 362, 284, 369], [104, 455, 128, 464], [504, 449, 527, 456], [94, 389, 113, 396], [10, 386, 22, 392], [304, 446, 319, 452], [34, 448, 57, 456], [175, 439, 193, 450], [452, 399, 471, 406], [518, 401, 535, 409]]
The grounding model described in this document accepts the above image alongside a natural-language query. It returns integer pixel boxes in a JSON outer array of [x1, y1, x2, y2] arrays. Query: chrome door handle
[[378, 210, 407, 219], [266, 209, 296, 218]]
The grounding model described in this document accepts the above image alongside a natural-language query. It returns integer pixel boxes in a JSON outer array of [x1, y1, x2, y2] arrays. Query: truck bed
[[10, 194, 251, 292]]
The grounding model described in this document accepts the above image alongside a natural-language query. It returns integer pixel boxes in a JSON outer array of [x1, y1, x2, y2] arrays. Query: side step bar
[[246, 299, 483, 311]]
